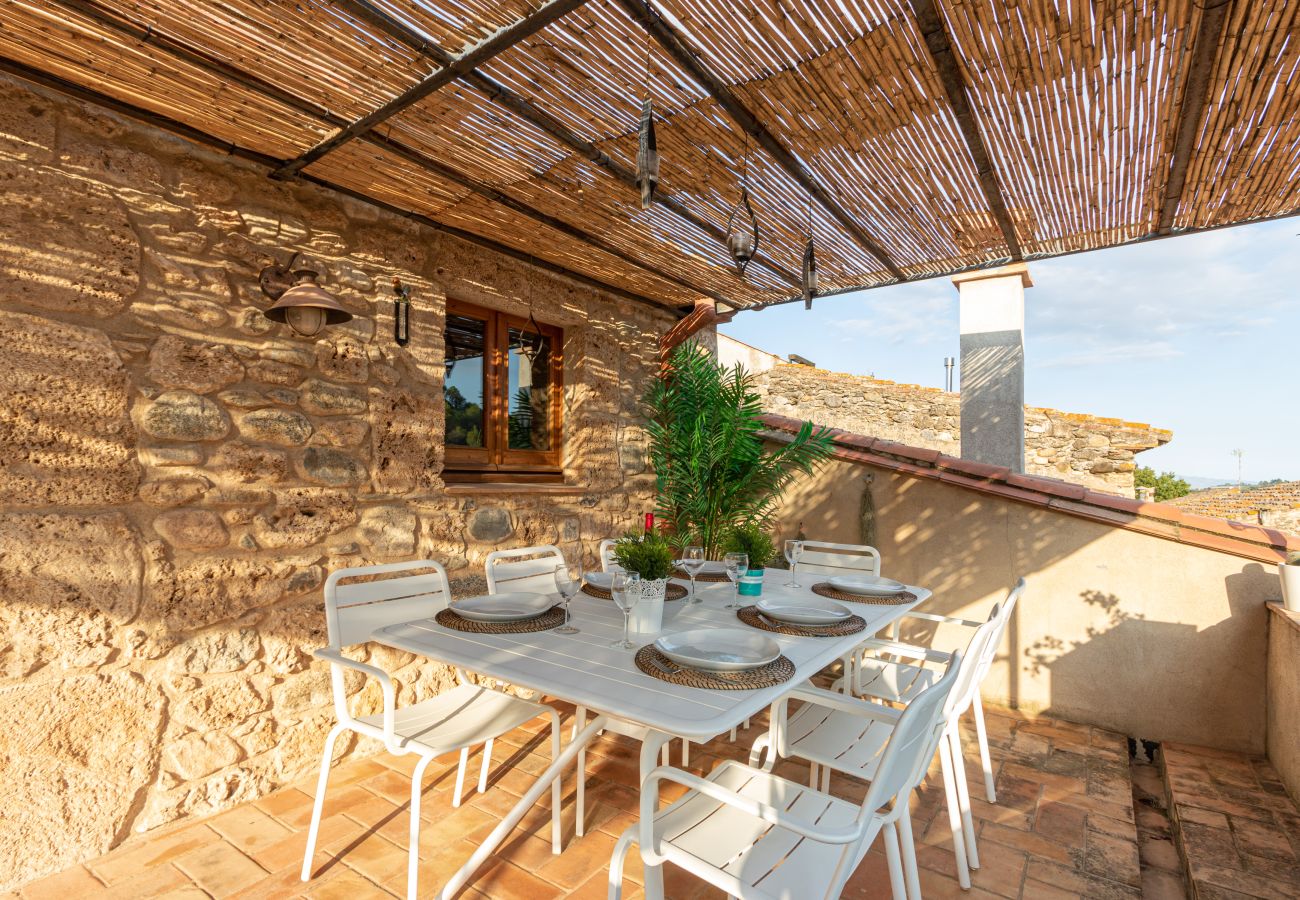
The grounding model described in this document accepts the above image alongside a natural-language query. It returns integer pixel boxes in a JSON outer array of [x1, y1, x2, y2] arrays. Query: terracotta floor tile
[[208, 804, 294, 856], [1083, 829, 1141, 887], [463, 858, 565, 900], [94, 861, 191, 898], [86, 824, 221, 885], [565, 870, 643, 900], [1023, 859, 1141, 899], [304, 867, 396, 898], [17, 865, 104, 900], [537, 829, 620, 890], [255, 787, 316, 823], [172, 840, 269, 897]]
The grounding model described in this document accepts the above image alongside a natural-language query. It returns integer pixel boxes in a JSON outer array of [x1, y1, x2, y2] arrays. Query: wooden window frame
[[443, 298, 564, 483]]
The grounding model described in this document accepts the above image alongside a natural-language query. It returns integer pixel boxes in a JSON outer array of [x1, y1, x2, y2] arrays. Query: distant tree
[[1134, 466, 1191, 502]]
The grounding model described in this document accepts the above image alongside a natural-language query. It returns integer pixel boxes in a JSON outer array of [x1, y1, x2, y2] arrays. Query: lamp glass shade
[[284, 305, 327, 337], [264, 281, 352, 336]]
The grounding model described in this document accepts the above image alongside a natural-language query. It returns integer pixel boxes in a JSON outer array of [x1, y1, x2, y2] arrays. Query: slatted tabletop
[[372, 571, 929, 741]]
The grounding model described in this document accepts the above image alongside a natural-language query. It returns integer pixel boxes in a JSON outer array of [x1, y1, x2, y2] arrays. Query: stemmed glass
[[610, 571, 640, 649], [680, 546, 706, 605], [552, 562, 582, 635], [723, 551, 748, 610], [784, 540, 804, 588]]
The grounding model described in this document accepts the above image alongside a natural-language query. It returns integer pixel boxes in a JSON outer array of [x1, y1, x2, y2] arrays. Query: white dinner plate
[[655, 628, 781, 672], [756, 595, 852, 626], [675, 559, 726, 575], [451, 593, 552, 622], [828, 575, 908, 596], [584, 572, 613, 590]]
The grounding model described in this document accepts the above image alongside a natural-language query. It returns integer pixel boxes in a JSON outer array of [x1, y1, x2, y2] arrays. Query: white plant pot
[[1279, 564, 1300, 612], [630, 577, 668, 635]]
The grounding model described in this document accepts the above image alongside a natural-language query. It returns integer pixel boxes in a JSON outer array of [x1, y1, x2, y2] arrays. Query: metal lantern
[[636, 96, 659, 209], [259, 256, 351, 338], [801, 236, 818, 310], [726, 186, 760, 277], [392, 277, 411, 346]]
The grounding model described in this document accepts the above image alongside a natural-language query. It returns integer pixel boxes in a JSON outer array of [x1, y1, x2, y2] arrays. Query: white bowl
[[655, 628, 781, 672], [584, 572, 613, 590], [828, 575, 907, 596], [756, 595, 852, 626], [452, 593, 552, 622]]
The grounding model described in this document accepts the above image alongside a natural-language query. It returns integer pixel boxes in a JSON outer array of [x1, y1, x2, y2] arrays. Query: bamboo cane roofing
[[2, 0, 1297, 312]]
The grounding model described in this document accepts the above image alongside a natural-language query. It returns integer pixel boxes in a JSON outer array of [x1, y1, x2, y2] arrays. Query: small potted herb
[[612, 528, 676, 633], [724, 522, 776, 597], [1280, 551, 1300, 612]]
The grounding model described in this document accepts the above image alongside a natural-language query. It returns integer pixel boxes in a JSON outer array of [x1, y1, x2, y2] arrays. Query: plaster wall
[[1267, 605, 1300, 805]]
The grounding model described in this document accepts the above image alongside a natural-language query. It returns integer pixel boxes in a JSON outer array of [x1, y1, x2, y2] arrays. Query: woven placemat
[[634, 645, 795, 691], [736, 605, 866, 637], [672, 568, 732, 583], [582, 582, 688, 601], [435, 606, 565, 634], [810, 583, 918, 606]]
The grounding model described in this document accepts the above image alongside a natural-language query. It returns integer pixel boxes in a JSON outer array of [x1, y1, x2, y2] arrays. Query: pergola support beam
[[274, 0, 591, 177], [910, 0, 1023, 260], [0, 56, 684, 317], [1158, 0, 1232, 234], [615, 0, 907, 282]]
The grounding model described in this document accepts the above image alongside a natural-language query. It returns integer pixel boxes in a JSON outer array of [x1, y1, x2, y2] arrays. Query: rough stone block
[[296, 447, 366, 487], [141, 391, 230, 442], [148, 335, 243, 393], [237, 408, 312, 446], [154, 509, 229, 550]]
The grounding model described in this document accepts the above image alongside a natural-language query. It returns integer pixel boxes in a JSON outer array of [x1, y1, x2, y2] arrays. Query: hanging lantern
[[514, 307, 545, 385], [259, 253, 352, 338], [801, 237, 818, 310], [636, 96, 659, 209], [726, 186, 760, 277], [392, 277, 411, 346]]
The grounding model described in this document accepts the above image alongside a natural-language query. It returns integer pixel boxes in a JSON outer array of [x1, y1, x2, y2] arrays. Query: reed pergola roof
[[4, 0, 1297, 312]]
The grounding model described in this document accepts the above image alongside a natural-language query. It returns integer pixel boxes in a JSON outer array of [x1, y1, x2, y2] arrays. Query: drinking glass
[[552, 562, 582, 635], [723, 552, 748, 610], [681, 546, 706, 605], [784, 540, 803, 588], [610, 572, 640, 649]]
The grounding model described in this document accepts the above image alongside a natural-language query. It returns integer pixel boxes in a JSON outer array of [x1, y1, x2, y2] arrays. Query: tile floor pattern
[[6, 701, 1277, 900]]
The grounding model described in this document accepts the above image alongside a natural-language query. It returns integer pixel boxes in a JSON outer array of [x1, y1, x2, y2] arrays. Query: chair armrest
[[641, 766, 861, 847], [313, 648, 401, 755], [902, 610, 985, 628], [785, 684, 902, 721], [857, 638, 953, 664]]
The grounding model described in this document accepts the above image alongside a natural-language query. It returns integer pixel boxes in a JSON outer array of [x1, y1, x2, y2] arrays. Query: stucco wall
[[0, 75, 670, 890], [1267, 605, 1300, 804], [771, 455, 1273, 753]]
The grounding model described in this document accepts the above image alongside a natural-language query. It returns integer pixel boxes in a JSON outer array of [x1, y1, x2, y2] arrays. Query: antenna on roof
[[1231, 448, 1244, 487]]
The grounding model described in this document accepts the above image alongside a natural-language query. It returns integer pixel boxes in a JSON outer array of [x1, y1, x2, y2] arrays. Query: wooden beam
[[614, 0, 907, 282], [1158, 0, 1232, 235], [332, 0, 799, 291], [0, 55, 685, 317], [658, 299, 718, 368], [43, 0, 733, 308], [909, 0, 1022, 260], [273, 0, 590, 178]]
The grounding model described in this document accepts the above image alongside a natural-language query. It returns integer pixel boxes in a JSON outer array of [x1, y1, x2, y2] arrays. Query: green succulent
[[723, 522, 776, 570], [612, 529, 676, 581]]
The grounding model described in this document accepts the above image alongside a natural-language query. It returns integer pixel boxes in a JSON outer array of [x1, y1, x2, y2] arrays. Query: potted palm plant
[[724, 522, 776, 597], [1280, 552, 1300, 612], [611, 528, 676, 633], [643, 341, 832, 558]]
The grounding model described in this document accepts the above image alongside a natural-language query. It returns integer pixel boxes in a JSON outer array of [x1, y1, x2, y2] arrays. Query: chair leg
[[938, 730, 971, 889], [972, 693, 996, 802], [882, 820, 907, 900], [661, 743, 670, 766], [809, 760, 820, 788], [681, 739, 690, 767], [575, 706, 587, 837], [898, 803, 922, 900], [477, 738, 494, 795], [406, 754, 435, 900], [549, 712, 563, 854], [608, 826, 637, 900], [452, 746, 470, 808], [300, 722, 346, 881], [729, 726, 737, 741], [820, 765, 831, 794], [948, 723, 980, 869]]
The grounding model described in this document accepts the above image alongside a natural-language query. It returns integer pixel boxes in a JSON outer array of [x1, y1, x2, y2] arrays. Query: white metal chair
[[795, 539, 882, 580], [751, 595, 1010, 891], [301, 560, 564, 900], [608, 653, 963, 900], [598, 538, 623, 572]]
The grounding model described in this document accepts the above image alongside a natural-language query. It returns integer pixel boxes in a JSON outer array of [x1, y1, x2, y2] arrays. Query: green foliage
[[612, 529, 675, 581], [444, 385, 484, 447], [644, 341, 833, 557], [723, 522, 776, 569], [1134, 466, 1191, 502]]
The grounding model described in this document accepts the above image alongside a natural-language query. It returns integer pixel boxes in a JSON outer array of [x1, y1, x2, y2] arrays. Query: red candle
[[644, 512, 655, 533]]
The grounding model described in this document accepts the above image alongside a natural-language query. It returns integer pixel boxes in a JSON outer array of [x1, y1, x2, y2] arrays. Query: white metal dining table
[[370, 570, 930, 899]]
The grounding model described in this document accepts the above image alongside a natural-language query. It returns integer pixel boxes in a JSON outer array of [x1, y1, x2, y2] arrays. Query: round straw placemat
[[435, 606, 565, 634], [810, 583, 918, 606], [736, 605, 866, 637], [672, 568, 731, 583], [582, 582, 688, 601], [634, 645, 794, 691]]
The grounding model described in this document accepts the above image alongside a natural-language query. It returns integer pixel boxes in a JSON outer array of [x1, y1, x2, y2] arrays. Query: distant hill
[[1183, 475, 1232, 490]]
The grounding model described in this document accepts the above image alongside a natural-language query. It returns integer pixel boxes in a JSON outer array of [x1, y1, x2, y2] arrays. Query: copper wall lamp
[[259, 253, 352, 338]]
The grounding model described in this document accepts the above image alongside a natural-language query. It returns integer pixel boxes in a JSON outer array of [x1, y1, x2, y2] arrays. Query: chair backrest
[[975, 579, 1025, 680], [861, 649, 963, 817], [324, 560, 451, 648], [485, 545, 565, 594], [796, 541, 881, 578], [598, 539, 624, 573], [941, 602, 1008, 722]]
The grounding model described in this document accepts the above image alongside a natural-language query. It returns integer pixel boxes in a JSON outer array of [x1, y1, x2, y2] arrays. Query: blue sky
[[720, 218, 1299, 483]]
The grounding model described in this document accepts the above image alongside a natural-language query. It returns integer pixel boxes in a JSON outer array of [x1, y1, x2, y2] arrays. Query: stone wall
[[755, 364, 1171, 495], [0, 75, 671, 890], [1171, 483, 1300, 537]]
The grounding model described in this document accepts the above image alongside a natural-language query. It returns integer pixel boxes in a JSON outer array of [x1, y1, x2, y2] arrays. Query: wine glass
[[784, 539, 804, 588], [723, 551, 748, 610], [680, 546, 706, 605], [610, 571, 640, 649], [552, 562, 582, 635]]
